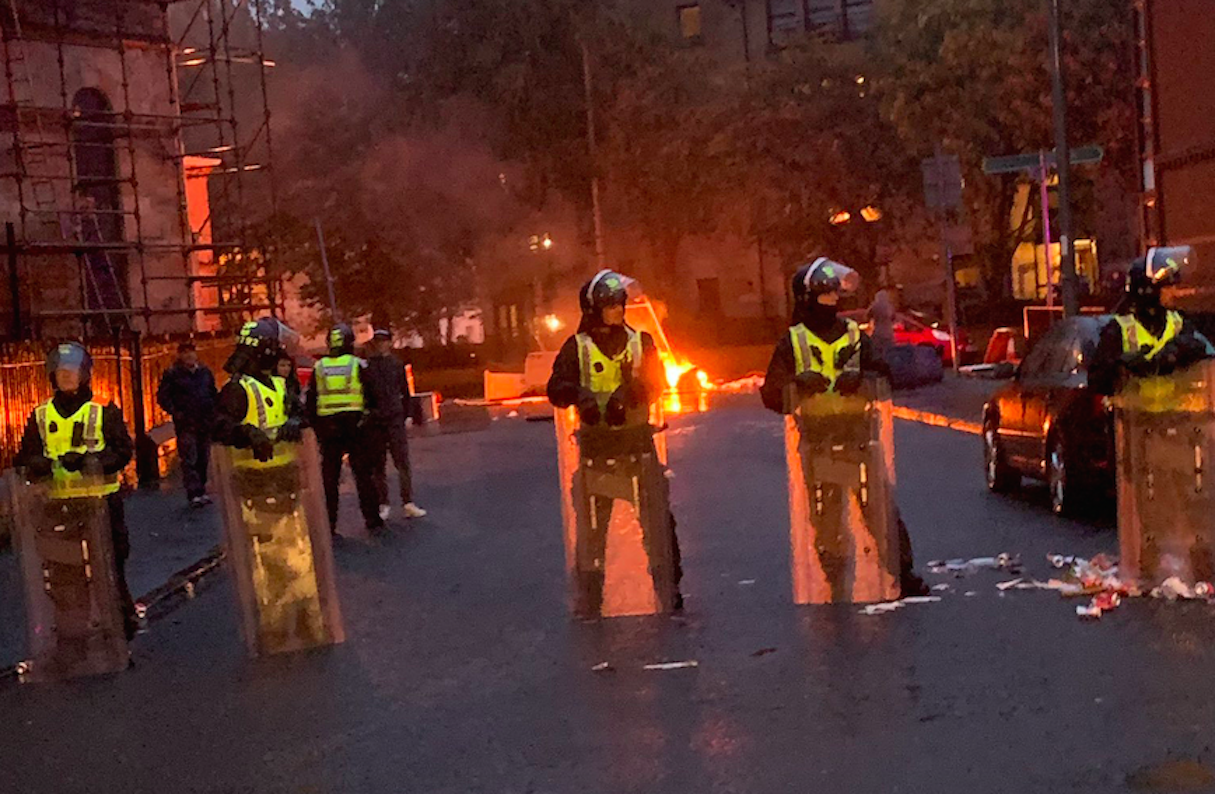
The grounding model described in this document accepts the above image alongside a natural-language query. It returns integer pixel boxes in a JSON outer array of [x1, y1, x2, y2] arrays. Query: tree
[[870, 0, 1136, 304]]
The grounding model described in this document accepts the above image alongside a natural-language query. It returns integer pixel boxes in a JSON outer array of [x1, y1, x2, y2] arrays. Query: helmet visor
[[806, 258, 861, 296], [587, 269, 644, 306], [48, 343, 88, 374]]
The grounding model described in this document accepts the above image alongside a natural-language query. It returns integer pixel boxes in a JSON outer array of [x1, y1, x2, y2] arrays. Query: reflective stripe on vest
[[577, 329, 643, 400], [236, 375, 293, 469], [1116, 312, 1183, 361], [790, 320, 861, 389], [314, 355, 364, 416], [35, 400, 119, 498]]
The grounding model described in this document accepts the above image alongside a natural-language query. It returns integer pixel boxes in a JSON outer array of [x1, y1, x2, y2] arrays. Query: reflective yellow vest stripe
[[35, 400, 120, 498], [576, 329, 648, 425], [235, 374, 294, 469], [790, 320, 861, 390], [314, 355, 365, 416], [1116, 312, 1183, 360]]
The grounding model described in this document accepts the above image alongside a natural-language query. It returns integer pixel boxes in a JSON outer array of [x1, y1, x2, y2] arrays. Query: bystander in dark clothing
[[156, 343, 218, 507], [867, 289, 896, 362], [364, 331, 426, 518]]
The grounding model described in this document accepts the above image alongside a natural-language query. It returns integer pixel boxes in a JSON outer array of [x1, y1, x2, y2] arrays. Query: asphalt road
[[4, 401, 1215, 794]]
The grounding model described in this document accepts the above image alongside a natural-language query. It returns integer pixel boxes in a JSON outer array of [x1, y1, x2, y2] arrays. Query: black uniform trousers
[[315, 412, 381, 530]]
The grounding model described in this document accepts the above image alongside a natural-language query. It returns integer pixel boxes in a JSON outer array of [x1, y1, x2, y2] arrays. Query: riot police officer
[[547, 269, 683, 615], [1090, 246, 1214, 395], [15, 342, 138, 640], [761, 258, 926, 599], [305, 324, 383, 534]]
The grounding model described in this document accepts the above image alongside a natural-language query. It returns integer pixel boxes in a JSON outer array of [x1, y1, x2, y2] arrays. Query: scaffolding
[[0, 0, 281, 340]]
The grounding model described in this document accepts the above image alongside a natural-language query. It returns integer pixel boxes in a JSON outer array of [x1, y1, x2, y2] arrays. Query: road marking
[[891, 406, 982, 435]]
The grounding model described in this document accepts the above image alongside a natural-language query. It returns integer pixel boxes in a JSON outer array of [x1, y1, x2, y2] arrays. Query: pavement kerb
[[891, 406, 982, 435]]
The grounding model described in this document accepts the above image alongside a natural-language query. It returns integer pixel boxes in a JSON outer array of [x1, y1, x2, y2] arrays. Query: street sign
[[921, 155, 963, 210], [982, 145, 1104, 175]]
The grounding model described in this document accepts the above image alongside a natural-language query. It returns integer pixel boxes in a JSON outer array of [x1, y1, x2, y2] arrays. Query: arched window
[[72, 87, 128, 314]]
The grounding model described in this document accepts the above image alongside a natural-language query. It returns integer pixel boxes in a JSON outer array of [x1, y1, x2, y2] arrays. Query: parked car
[[841, 309, 974, 364], [982, 315, 1115, 515]]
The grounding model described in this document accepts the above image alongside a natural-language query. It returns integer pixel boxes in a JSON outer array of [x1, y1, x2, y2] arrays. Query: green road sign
[[982, 145, 1104, 175]]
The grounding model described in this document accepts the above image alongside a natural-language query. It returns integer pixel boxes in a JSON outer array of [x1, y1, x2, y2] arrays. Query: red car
[[840, 309, 973, 364]]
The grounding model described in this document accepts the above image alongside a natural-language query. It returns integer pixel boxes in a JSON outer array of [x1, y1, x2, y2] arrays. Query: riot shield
[[554, 406, 679, 618], [1115, 361, 1215, 589], [212, 431, 345, 656], [8, 469, 129, 682], [785, 380, 901, 604]]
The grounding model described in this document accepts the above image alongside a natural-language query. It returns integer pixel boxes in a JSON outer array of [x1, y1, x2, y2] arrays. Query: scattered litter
[[861, 602, 903, 616], [738, 579, 756, 586], [927, 553, 1020, 576], [931, 583, 951, 592], [1197, 582, 1214, 598], [591, 661, 613, 672], [996, 578, 1023, 591], [1092, 591, 1121, 612], [507, 410, 519, 418], [751, 647, 778, 657], [644, 660, 699, 671], [1076, 604, 1103, 619], [1152, 576, 1196, 601], [859, 596, 940, 615]]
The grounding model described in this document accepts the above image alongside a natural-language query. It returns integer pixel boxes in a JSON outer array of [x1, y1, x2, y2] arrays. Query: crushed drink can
[[1196, 582, 1214, 598], [1092, 591, 1121, 611], [1076, 604, 1102, 619]]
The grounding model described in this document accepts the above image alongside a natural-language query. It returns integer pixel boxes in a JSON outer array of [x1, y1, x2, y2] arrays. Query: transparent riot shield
[[212, 431, 345, 656], [1114, 361, 1215, 589], [8, 468, 129, 682], [785, 379, 901, 604], [554, 406, 680, 618]]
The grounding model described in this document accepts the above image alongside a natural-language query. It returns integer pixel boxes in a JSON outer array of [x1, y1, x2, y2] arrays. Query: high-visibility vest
[[313, 355, 365, 417], [235, 374, 294, 469], [576, 328, 647, 424], [1116, 311, 1183, 361], [35, 400, 120, 498], [790, 320, 862, 390]]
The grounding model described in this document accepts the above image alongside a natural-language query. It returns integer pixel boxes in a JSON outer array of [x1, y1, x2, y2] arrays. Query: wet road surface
[[4, 402, 1215, 794]]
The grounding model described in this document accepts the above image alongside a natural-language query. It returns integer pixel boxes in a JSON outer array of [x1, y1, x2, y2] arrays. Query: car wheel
[[984, 420, 1019, 493], [1048, 435, 1080, 516]]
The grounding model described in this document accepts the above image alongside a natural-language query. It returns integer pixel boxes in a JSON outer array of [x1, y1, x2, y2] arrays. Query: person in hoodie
[[547, 269, 683, 614], [156, 341, 218, 508], [761, 257, 926, 597], [16, 342, 138, 639]]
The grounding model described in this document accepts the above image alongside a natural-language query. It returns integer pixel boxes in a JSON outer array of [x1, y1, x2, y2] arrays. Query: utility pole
[[314, 218, 339, 320], [1047, 0, 1079, 316], [580, 39, 607, 269]]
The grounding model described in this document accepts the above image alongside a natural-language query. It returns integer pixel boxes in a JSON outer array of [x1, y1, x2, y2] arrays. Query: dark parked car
[[982, 315, 1115, 515]]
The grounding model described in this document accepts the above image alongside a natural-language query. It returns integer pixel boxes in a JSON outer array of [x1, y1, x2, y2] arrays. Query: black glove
[[794, 371, 831, 396], [60, 451, 87, 473], [1121, 351, 1155, 377], [278, 417, 303, 443], [577, 391, 601, 426], [835, 343, 861, 372], [835, 370, 864, 396], [246, 426, 274, 462], [604, 395, 628, 427], [24, 455, 53, 480]]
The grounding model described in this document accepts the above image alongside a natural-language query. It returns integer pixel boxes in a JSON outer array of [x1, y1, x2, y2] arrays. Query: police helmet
[[45, 341, 92, 388]]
